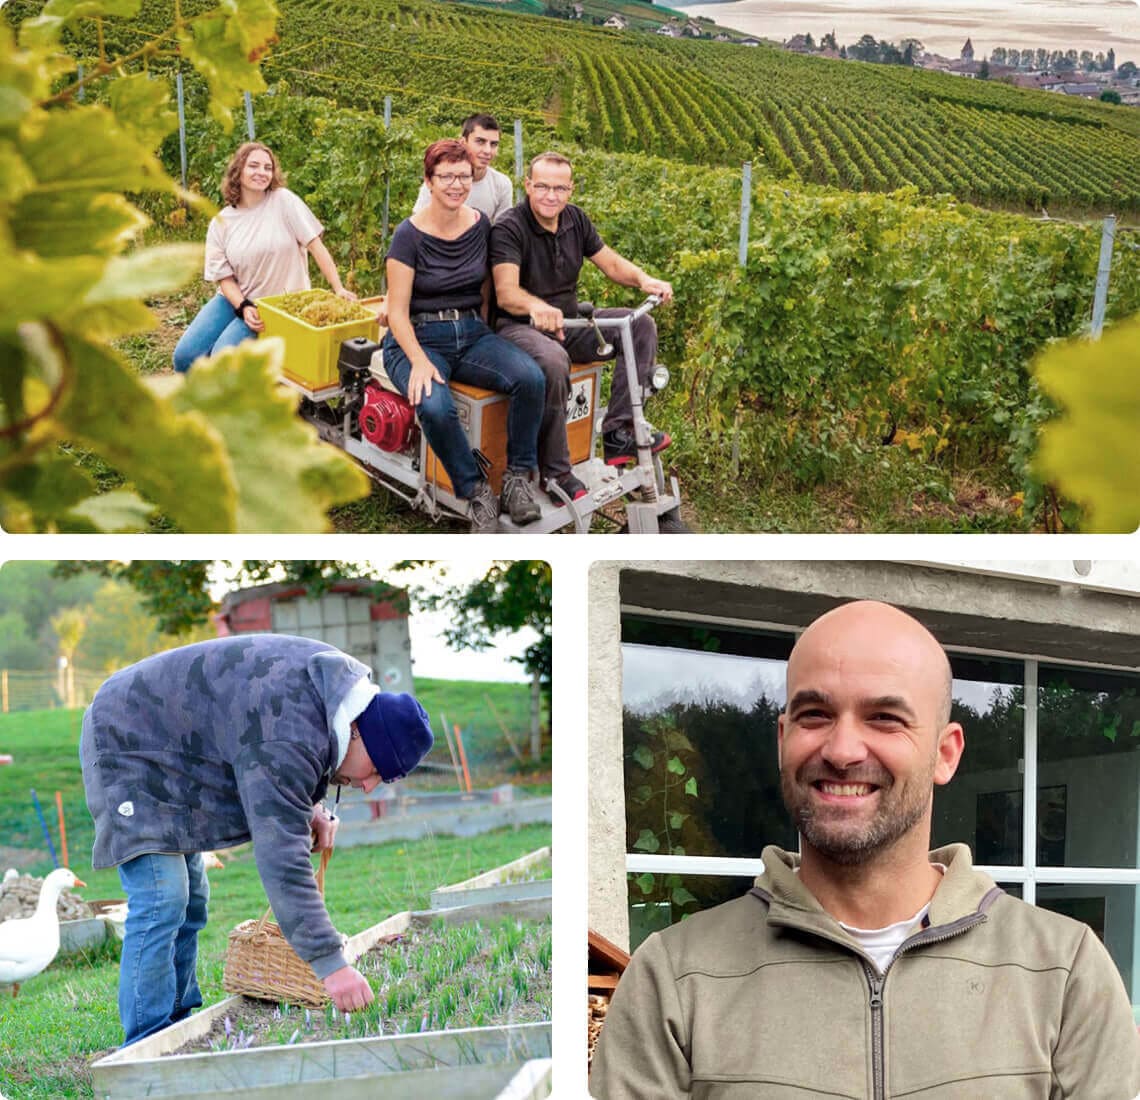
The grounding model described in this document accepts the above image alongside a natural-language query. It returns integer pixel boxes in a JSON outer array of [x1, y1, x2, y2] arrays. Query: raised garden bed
[[91, 898, 552, 1099], [431, 847, 551, 910]]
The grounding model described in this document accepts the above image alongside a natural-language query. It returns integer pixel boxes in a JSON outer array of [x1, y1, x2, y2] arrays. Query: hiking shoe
[[602, 426, 672, 466], [467, 479, 500, 533], [501, 467, 541, 524], [549, 472, 589, 507]]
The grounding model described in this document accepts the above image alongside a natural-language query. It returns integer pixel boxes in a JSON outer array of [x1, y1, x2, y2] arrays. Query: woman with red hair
[[173, 142, 356, 372], [382, 139, 545, 533]]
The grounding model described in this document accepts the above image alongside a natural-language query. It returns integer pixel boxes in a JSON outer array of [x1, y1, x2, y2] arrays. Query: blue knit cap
[[354, 693, 434, 781]]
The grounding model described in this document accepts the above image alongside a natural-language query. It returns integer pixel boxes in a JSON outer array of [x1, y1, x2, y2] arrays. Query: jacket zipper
[[861, 916, 987, 1100]]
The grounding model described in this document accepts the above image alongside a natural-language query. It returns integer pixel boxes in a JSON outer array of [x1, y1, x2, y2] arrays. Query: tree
[[1106, 48, 1116, 72], [1036, 48, 1049, 70], [1008, 48, 1021, 69], [1118, 61, 1138, 80], [820, 31, 837, 51], [990, 47, 1007, 65], [979, 59, 991, 80], [57, 559, 552, 681], [1100, 89, 1122, 104]]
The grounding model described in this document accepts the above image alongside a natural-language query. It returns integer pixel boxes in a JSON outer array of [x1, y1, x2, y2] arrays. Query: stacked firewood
[[588, 993, 610, 1068], [588, 929, 630, 1072]]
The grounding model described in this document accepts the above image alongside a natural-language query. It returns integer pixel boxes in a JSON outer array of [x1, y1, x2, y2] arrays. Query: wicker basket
[[223, 847, 334, 1007]]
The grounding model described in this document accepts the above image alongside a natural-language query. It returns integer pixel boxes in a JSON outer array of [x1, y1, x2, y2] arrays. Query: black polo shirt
[[490, 199, 605, 323]]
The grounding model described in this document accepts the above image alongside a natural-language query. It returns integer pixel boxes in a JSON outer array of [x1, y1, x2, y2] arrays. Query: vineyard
[[4, 0, 1140, 532], [14, 0, 1140, 214]]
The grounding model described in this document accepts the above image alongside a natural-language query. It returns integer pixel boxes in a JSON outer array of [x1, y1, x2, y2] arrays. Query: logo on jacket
[[117, 801, 135, 817]]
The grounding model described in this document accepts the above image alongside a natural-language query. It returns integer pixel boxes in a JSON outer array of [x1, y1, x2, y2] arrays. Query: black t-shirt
[[489, 199, 605, 323], [386, 213, 489, 314]]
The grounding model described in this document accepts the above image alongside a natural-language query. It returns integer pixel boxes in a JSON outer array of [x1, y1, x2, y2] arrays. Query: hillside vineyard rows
[[38, 0, 1140, 213], [7, 0, 1140, 532]]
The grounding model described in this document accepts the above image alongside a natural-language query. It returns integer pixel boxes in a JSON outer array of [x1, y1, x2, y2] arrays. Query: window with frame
[[621, 612, 1140, 1012]]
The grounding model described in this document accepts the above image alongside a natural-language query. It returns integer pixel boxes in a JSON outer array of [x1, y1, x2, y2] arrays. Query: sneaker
[[467, 479, 500, 533], [602, 426, 672, 466], [500, 467, 541, 524], [549, 472, 589, 507]]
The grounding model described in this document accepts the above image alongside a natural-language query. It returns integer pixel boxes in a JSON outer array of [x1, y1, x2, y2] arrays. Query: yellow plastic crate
[[256, 290, 381, 391]]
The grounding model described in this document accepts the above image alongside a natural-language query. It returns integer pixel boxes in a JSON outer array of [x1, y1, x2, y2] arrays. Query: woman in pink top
[[173, 142, 357, 372]]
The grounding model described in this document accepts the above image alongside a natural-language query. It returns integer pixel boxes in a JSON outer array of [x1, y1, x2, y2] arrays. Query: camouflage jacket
[[80, 634, 373, 977]]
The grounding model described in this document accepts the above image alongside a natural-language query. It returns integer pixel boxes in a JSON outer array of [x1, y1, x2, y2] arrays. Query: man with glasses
[[491, 152, 674, 502], [412, 113, 513, 223], [80, 634, 434, 1044], [591, 600, 1140, 1099]]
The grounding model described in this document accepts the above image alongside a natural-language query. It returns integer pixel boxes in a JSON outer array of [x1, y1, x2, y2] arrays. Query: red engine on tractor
[[358, 383, 416, 452]]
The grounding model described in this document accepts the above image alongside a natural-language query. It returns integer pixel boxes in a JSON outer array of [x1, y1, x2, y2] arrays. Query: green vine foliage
[[1, 0, 369, 532]]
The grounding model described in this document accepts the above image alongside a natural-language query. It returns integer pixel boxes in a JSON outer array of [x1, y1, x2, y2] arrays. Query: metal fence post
[[1091, 214, 1116, 339], [731, 162, 753, 476], [244, 90, 255, 140], [514, 119, 524, 203], [176, 72, 188, 192], [380, 95, 393, 285], [738, 161, 752, 268]]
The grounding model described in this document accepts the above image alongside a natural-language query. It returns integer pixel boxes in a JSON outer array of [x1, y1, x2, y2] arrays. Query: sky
[[209, 560, 538, 684], [673, 0, 1140, 59]]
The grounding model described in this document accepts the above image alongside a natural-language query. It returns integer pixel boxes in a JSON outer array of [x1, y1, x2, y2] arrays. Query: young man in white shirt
[[412, 113, 513, 224]]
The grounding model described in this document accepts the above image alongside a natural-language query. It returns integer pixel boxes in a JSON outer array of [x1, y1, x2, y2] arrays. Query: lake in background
[[672, 0, 1140, 60]]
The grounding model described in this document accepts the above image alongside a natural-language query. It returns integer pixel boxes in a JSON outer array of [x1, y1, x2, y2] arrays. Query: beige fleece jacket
[[591, 844, 1140, 1099]]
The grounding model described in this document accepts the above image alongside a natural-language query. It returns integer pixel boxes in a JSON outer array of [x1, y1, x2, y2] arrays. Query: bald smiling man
[[591, 601, 1140, 1100]]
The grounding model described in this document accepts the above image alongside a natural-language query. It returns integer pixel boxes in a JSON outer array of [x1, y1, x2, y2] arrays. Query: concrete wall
[[589, 560, 1140, 949]]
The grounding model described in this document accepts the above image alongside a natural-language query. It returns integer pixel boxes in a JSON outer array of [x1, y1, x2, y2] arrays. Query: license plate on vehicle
[[566, 380, 592, 424]]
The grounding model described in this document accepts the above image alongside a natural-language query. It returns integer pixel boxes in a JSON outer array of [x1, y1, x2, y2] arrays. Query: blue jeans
[[117, 853, 210, 1047], [172, 293, 256, 373], [382, 316, 544, 499]]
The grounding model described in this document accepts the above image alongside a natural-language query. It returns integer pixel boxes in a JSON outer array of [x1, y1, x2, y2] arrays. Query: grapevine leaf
[[178, 12, 270, 131], [684, 776, 698, 798], [0, 253, 105, 331], [632, 829, 660, 854], [12, 191, 148, 258], [166, 338, 370, 532], [67, 488, 154, 532], [666, 755, 685, 775], [18, 106, 170, 196], [671, 886, 698, 907], [19, 0, 142, 50], [671, 845, 686, 857], [631, 744, 654, 771], [0, 142, 35, 203], [1034, 315, 1140, 533], [107, 72, 178, 150], [0, 452, 98, 533], [630, 784, 653, 805], [635, 872, 656, 897], [79, 244, 204, 306], [55, 333, 237, 532], [62, 301, 157, 341], [217, 0, 280, 57], [668, 811, 688, 831]]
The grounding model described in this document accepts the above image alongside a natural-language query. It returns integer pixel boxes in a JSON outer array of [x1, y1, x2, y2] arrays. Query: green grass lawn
[[0, 682, 547, 871]]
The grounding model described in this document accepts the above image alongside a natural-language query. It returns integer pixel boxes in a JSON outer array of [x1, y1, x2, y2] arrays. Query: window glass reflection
[[932, 656, 1024, 861], [1037, 665, 1140, 869], [1038, 884, 1139, 1011], [626, 873, 756, 951], [621, 620, 797, 865]]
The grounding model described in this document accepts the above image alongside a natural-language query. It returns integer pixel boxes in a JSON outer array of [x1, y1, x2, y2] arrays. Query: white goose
[[0, 868, 86, 995]]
